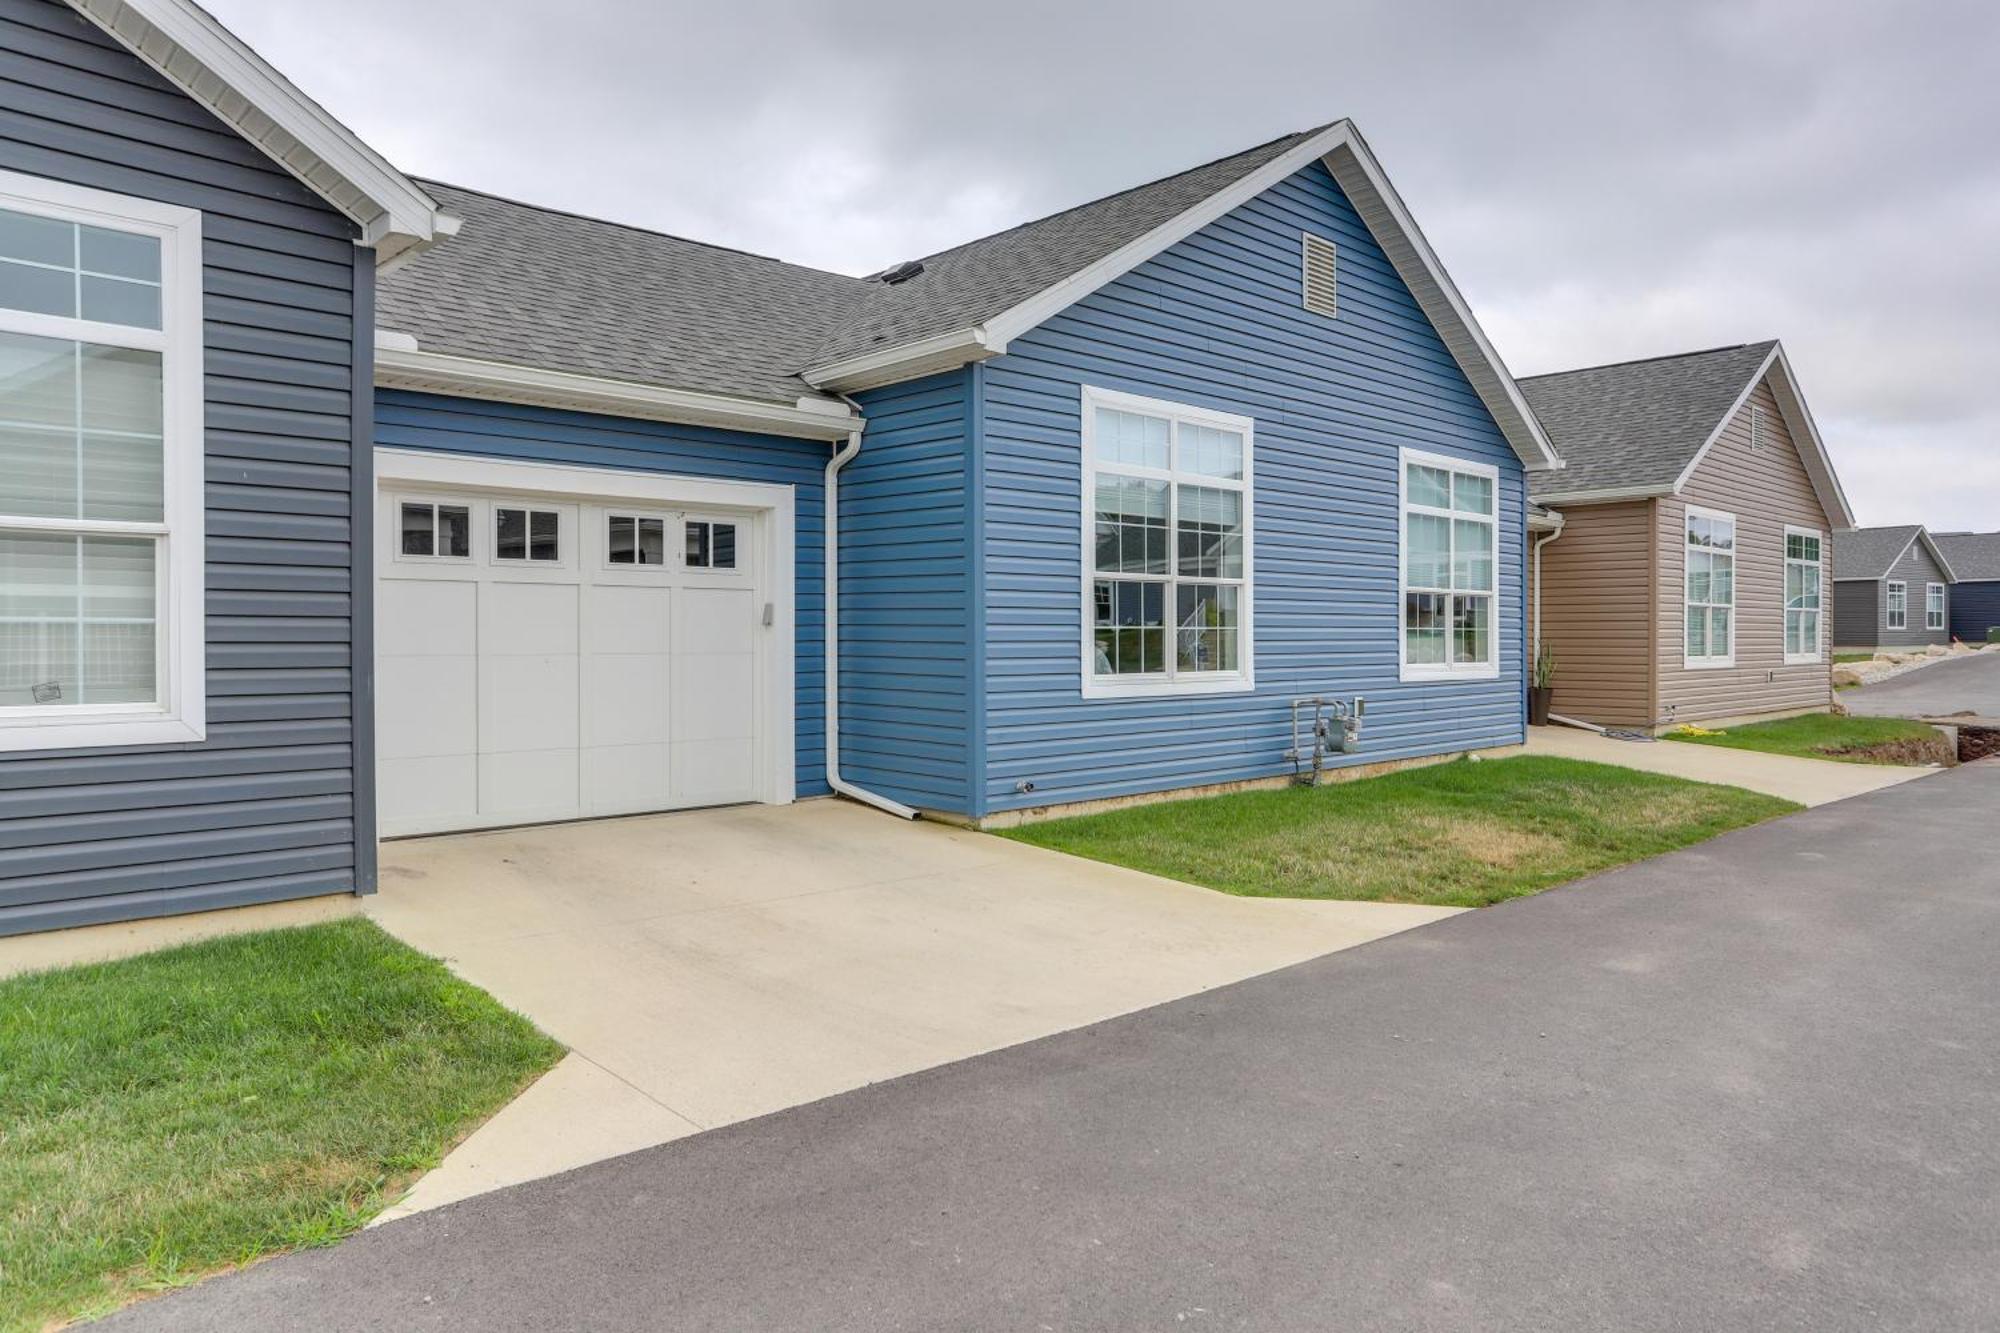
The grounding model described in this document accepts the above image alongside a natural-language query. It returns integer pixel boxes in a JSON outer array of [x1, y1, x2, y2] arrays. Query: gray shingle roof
[[1934, 531, 2000, 581], [379, 130, 1327, 406], [807, 129, 1325, 368], [378, 181, 875, 405], [1832, 525, 1923, 580], [1520, 342, 1777, 499]]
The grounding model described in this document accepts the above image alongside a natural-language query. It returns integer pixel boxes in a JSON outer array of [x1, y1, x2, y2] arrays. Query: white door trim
[[374, 447, 797, 813]]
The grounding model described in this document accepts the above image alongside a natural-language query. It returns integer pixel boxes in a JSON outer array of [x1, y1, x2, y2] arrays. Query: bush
[[1987, 626, 2000, 644]]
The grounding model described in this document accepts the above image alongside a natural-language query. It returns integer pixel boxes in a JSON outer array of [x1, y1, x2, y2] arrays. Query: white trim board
[[803, 122, 1563, 475], [64, 0, 444, 261], [375, 345, 862, 442]]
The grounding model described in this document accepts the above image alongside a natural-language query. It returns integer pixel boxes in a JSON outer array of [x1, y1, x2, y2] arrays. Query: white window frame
[[1926, 581, 1946, 631], [0, 170, 204, 752], [1886, 580, 1907, 631], [392, 493, 476, 566], [1683, 504, 1737, 670], [488, 502, 570, 569], [597, 507, 673, 573], [1079, 385, 1255, 699], [1399, 447, 1501, 682], [1783, 524, 1823, 666]]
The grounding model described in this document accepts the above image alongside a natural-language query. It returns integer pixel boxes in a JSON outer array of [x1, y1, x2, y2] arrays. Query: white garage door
[[375, 476, 775, 838]]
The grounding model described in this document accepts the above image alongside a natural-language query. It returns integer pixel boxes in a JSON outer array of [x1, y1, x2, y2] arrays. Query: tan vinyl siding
[[1656, 383, 1835, 724], [1536, 500, 1655, 726]]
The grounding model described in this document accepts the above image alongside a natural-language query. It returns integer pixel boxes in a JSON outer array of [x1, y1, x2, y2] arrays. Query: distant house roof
[[1933, 531, 2000, 582], [1520, 340, 1855, 527], [1520, 343, 1776, 495], [377, 122, 1559, 465], [1833, 524, 1958, 582]]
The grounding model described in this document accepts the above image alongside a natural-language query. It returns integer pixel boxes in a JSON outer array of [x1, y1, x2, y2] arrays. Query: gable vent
[[1302, 232, 1339, 318], [1749, 404, 1766, 450]]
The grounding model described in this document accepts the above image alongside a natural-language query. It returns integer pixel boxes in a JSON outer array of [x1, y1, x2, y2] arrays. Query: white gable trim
[[375, 343, 863, 442], [1670, 342, 1856, 529], [804, 121, 1563, 473], [65, 0, 445, 261]]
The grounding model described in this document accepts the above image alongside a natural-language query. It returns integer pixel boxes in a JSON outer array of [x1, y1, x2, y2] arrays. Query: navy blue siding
[[0, 0, 365, 935], [976, 160, 1527, 812], [373, 390, 832, 797], [837, 372, 975, 811], [1950, 581, 2000, 643]]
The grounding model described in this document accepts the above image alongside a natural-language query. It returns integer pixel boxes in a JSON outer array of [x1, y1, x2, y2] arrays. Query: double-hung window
[[1926, 582, 1946, 631], [1082, 386, 1252, 697], [1401, 449, 1497, 680], [1684, 506, 1736, 667], [1886, 581, 1907, 630], [0, 171, 202, 751], [1783, 528, 1823, 663]]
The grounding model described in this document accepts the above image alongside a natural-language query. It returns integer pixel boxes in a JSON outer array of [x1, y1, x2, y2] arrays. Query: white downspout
[[1531, 513, 1566, 668], [824, 418, 919, 819]]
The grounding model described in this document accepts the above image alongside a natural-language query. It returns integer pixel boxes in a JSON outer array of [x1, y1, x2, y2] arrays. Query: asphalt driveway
[[111, 763, 1999, 1332], [1846, 648, 2000, 720]]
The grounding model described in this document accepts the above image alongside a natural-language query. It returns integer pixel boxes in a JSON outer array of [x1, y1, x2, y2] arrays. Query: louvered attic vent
[[1302, 232, 1338, 318]]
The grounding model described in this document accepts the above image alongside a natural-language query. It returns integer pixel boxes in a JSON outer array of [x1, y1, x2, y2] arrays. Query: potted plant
[[1529, 645, 1556, 726]]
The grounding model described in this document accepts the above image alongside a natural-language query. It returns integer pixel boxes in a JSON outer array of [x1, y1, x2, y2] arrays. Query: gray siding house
[[0, 0, 443, 934], [1831, 525, 1956, 652]]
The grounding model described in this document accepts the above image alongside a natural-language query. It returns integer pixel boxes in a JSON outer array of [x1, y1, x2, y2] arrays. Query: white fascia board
[[1533, 484, 1673, 505], [803, 326, 1001, 393], [1670, 341, 1857, 530], [802, 120, 1567, 476], [376, 345, 862, 442], [66, 0, 442, 260], [1321, 126, 1563, 475]]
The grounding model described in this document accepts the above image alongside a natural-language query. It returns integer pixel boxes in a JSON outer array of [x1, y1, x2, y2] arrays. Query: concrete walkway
[[109, 762, 2000, 1333], [366, 799, 1459, 1221], [1520, 724, 1934, 806]]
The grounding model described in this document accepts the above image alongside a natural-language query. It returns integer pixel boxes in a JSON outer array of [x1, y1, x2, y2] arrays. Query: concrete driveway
[[111, 762, 2000, 1332], [1846, 647, 2000, 721], [364, 798, 1457, 1218]]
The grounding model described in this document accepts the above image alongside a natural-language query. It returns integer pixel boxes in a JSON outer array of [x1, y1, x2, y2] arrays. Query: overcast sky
[[210, 0, 1998, 530]]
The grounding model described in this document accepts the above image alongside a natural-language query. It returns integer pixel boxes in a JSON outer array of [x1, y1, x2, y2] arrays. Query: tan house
[[1521, 341, 1856, 730]]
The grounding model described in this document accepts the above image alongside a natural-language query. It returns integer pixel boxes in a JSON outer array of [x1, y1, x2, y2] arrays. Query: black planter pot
[[1528, 685, 1554, 727]]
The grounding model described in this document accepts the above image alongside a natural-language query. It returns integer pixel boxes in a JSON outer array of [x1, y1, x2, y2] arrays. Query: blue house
[[0, 0, 1561, 934]]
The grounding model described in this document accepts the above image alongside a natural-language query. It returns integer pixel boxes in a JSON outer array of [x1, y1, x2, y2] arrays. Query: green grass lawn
[[0, 918, 563, 1331], [997, 755, 1795, 909], [1833, 652, 1876, 665], [1663, 712, 1951, 766]]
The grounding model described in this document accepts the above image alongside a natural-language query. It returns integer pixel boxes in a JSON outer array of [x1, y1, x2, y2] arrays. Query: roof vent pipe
[[823, 410, 919, 819], [877, 260, 925, 284]]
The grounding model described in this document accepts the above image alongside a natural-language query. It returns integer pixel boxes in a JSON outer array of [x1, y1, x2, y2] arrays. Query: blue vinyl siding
[[837, 372, 975, 812], [1950, 581, 2000, 642], [374, 390, 832, 797], [975, 159, 1527, 812], [0, 0, 367, 935]]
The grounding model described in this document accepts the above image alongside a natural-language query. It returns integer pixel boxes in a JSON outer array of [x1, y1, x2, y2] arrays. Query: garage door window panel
[[496, 506, 563, 563]]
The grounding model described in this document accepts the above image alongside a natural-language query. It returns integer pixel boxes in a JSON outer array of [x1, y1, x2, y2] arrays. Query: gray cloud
[[209, 0, 2000, 528]]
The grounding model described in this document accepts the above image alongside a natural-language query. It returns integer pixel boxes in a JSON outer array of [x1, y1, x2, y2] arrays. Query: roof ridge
[[1519, 340, 1774, 382], [898, 125, 1331, 271], [415, 176, 863, 279]]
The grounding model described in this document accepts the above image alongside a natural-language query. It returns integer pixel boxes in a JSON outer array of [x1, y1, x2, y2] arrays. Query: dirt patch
[[1819, 735, 1955, 767], [1956, 725, 2000, 763], [1411, 813, 1561, 869]]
